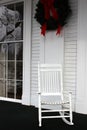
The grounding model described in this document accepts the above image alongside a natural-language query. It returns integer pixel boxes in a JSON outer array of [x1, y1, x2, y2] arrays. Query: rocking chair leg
[[59, 111, 73, 125], [39, 119, 42, 127], [70, 108, 73, 125], [39, 108, 42, 126], [69, 93, 74, 125], [38, 94, 42, 126]]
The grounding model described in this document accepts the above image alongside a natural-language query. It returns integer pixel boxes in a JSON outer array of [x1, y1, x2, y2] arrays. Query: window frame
[[0, 0, 32, 105]]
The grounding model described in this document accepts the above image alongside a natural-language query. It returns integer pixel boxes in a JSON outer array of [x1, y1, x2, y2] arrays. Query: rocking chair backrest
[[38, 64, 63, 98]]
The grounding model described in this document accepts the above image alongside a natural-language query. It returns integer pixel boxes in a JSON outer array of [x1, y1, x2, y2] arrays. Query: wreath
[[34, 0, 72, 36]]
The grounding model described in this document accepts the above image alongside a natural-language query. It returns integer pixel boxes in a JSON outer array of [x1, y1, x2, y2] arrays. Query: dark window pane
[[0, 44, 5, 60], [15, 2, 24, 20], [0, 3, 23, 42], [8, 80, 14, 98], [8, 62, 15, 79], [16, 81, 22, 99], [0, 80, 6, 97], [5, 33, 15, 41], [21, 22, 23, 40], [5, 4, 15, 41], [16, 43, 23, 60], [16, 62, 22, 80], [6, 4, 15, 25], [0, 62, 5, 78], [15, 22, 23, 40], [0, 44, 8, 60], [6, 4, 14, 10], [8, 43, 15, 60]]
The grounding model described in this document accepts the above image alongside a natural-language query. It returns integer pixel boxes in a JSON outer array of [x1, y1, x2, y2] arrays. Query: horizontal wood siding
[[63, 0, 78, 110], [31, 0, 40, 98]]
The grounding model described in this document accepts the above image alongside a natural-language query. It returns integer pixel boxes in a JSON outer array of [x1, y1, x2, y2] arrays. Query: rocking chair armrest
[[63, 91, 72, 96], [63, 91, 72, 101], [68, 92, 73, 102]]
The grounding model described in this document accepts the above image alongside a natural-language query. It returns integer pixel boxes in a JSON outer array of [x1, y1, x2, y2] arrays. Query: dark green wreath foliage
[[35, 0, 72, 31]]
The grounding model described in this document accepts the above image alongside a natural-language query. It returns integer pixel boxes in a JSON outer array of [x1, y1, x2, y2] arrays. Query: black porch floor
[[0, 101, 87, 130]]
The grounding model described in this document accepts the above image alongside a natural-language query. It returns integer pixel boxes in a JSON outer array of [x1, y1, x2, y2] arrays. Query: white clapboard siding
[[31, 0, 40, 99], [31, 0, 78, 108], [63, 0, 78, 109]]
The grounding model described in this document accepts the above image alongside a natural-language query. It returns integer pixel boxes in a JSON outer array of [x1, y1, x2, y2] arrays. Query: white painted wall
[[76, 0, 87, 114], [40, 31, 64, 64]]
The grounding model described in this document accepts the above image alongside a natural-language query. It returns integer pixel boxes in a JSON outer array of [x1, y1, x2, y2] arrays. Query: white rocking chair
[[38, 64, 74, 127]]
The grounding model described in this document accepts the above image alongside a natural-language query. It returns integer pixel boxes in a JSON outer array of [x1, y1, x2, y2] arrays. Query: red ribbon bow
[[40, 0, 62, 36], [41, 0, 58, 20], [41, 0, 59, 36]]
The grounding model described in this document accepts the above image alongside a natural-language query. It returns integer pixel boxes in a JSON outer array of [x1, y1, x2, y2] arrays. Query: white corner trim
[[22, 0, 32, 105], [76, 0, 87, 114]]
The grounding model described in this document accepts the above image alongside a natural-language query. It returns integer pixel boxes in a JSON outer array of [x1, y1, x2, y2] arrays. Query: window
[[0, 2, 24, 99]]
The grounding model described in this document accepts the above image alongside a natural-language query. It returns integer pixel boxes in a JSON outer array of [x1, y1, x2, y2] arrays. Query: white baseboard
[[0, 97, 22, 103]]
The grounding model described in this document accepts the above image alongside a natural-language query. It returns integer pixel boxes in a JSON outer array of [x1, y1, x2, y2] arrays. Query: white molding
[[0, 97, 22, 103], [76, 0, 87, 113], [22, 0, 32, 105]]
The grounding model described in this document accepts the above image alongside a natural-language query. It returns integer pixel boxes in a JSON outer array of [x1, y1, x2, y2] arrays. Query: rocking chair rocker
[[38, 63, 74, 127]]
